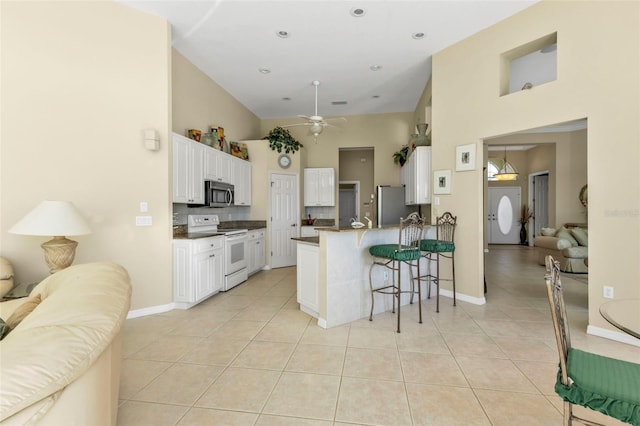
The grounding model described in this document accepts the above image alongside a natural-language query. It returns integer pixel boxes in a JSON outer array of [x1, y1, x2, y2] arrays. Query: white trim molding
[[127, 303, 174, 319], [587, 325, 640, 347]]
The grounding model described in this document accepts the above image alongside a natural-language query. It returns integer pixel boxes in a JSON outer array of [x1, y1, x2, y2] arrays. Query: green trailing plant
[[263, 126, 303, 154], [392, 145, 409, 166]]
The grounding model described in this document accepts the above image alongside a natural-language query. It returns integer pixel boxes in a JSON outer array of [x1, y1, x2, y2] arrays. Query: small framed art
[[433, 170, 452, 195], [455, 143, 476, 172]]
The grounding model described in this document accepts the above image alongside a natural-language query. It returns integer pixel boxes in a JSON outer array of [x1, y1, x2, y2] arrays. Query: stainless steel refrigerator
[[376, 186, 417, 227]]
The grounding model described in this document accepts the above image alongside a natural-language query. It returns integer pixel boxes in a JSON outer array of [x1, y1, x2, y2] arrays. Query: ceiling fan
[[282, 80, 346, 142]]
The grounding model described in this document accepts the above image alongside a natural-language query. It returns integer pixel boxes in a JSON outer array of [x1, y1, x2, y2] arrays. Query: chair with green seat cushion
[[368, 212, 424, 333], [418, 211, 456, 313], [545, 256, 640, 425]]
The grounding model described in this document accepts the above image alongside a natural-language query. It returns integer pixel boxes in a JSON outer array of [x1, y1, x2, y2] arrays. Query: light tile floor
[[117, 245, 638, 425]]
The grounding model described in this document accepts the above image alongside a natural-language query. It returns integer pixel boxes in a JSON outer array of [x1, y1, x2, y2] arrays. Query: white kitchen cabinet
[[172, 133, 204, 204], [296, 241, 319, 317], [173, 236, 224, 309], [231, 157, 252, 206], [304, 168, 335, 206], [300, 226, 331, 237], [204, 147, 232, 184], [402, 146, 431, 205], [247, 228, 265, 275]]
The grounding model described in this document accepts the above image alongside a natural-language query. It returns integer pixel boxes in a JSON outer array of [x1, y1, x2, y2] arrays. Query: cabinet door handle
[[209, 254, 215, 258]]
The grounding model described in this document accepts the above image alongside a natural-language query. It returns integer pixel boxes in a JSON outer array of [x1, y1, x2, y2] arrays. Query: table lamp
[[9, 200, 92, 274]]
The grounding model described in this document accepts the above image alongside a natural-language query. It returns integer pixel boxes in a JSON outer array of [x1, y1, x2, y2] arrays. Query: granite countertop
[[292, 236, 319, 245], [301, 219, 335, 227], [173, 232, 225, 240], [173, 220, 267, 239]]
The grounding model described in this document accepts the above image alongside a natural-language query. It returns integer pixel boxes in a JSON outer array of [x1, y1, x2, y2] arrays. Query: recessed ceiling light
[[369, 65, 382, 71], [282, 97, 291, 101], [350, 7, 366, 17], [412, 32, 425, 40], [331, 101, 348, 105], [276, 30, 290, 38], [258, 67, 271, 74], [372, 95, 380, 99]]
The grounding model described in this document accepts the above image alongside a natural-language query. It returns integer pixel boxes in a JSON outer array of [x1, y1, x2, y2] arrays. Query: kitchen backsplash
[[172, 203, 250, 225]]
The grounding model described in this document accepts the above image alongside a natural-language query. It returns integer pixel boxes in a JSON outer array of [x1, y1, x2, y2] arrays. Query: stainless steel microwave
[[189, 181, 234, 208]]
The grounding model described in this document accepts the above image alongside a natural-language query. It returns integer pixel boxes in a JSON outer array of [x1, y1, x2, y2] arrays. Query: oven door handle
[[226, 189, 233, 206], [225, 234, 247, 242]]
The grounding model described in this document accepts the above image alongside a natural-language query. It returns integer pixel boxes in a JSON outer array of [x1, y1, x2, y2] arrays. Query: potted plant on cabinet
[[393, 145, 409, 166], [263, 126, 303, 154]]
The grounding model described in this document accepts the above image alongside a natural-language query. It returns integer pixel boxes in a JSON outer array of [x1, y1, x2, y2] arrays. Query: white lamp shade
[[9, 201, 92, 236]]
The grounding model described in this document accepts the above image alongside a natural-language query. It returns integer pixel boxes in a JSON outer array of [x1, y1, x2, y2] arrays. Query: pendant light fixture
[[494, 145, 519, 181]]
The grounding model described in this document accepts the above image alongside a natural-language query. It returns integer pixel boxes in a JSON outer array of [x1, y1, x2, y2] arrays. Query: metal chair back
[[435, 212, 456, 243], [544, 255, 571, 386], [398, 212, 425, 253]]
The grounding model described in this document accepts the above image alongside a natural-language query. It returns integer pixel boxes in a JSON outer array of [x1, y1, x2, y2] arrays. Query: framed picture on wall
[[433, 170, 452, 194], [455, 143, 476, 171]]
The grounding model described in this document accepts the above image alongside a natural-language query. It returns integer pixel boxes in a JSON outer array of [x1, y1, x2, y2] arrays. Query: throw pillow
[[5, 294, 41, 330], [570, 227, 588, 246], [0, 318, 10, 340], [541, 228, 556, 236], [555, 227, 579, 247]]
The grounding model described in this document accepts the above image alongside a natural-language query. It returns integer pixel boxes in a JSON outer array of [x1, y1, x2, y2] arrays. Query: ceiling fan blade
[[324, 117, 347, 123], [281, 122, 312, 128], [297, 115, 312, 120]]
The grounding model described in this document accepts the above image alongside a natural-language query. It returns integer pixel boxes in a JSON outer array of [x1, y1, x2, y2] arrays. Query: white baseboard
[[317, 317, 327, 329], [587, 325, 640, 347], [127, 303, 174, 319], [438, 288, 486, 305]]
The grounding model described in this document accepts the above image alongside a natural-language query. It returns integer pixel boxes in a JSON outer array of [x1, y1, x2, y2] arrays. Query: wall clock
[[278, 154, 291, 169]]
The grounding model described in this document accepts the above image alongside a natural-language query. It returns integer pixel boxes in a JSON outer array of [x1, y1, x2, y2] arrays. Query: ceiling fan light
[[309, 122, 323, 135]]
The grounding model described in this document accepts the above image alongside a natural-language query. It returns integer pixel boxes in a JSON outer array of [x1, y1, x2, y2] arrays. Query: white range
[[187, 214, 248, 291]]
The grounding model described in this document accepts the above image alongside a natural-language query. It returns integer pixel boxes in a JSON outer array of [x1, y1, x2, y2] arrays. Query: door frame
[[268, 171, 300, 269], [338, 180, 360, 227], [528, 170, 550, 247]]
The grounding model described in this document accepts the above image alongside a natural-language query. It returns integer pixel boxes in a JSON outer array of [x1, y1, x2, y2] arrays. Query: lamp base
[[41, 236, 78, 274]]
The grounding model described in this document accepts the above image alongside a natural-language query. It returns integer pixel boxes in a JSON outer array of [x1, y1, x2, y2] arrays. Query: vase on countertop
[[415, 123, 430, 146]]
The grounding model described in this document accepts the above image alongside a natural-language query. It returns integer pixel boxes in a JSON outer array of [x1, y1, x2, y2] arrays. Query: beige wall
[[430, 1, 639, 331], [172, 50, 261, 142], [1, 1, 173, 311]]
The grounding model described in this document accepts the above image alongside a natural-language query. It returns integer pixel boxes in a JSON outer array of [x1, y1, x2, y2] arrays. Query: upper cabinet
[[232, 157, 251, 206], [402, 146, 431, 205], [172, 133, 204, 204], [304, 168, 335, 206], [204, 147, 232, 184]]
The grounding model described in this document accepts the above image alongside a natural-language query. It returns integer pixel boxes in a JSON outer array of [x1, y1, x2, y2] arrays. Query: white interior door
[[270, 173, 298, 268], [488, 187, 520, 244]]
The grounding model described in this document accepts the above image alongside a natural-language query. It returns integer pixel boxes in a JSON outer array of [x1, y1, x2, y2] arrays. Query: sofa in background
[[534, 226, 588, 273], [0, 262, 131, 425]]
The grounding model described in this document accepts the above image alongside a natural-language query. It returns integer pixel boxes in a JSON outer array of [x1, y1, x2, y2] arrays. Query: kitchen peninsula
[[294, 225, 435, 328]]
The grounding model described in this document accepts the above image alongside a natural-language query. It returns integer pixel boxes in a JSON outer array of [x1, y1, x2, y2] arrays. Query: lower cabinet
[[296, 242, 319, 317], [247, 228, 266, 275], [173, 236, 224, 309]]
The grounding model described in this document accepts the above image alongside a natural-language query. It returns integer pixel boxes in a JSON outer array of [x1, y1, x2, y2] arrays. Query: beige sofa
[[534, 226, 588, 273], [0, 262, 131, 425]]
